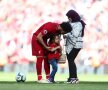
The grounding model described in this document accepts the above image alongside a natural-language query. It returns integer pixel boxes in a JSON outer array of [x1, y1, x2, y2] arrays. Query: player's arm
[[36, 32, 50, 51], [50, 46, 61, 52]]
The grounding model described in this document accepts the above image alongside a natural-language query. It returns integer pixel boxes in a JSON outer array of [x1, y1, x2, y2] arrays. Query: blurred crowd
[[0, 0, 108, 74]]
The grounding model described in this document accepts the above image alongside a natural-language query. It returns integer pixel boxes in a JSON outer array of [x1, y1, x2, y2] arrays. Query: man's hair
[[60, 22, 72, 33]]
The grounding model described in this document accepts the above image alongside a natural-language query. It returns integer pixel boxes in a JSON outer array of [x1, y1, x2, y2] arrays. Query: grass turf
[[0, 81, 108, 90], [0, 72, 108, 82], [0, 72, 108, 90]]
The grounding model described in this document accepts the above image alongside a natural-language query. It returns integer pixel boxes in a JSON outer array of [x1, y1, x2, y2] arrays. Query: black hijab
[[66, 10, 86, 37]]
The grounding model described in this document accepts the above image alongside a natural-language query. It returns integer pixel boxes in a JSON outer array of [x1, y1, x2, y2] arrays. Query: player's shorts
[[31, 34, 47, 57]]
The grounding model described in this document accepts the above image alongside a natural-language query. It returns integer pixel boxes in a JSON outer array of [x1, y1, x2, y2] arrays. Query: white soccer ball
[[16, 72, 26, 82]]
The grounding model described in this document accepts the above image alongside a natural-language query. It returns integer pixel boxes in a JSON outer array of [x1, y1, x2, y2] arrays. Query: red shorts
[[31, 34, 47, 57]]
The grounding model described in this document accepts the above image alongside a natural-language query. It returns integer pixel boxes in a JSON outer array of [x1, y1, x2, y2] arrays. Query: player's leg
[[36, 57, 44, 80], [44, 57, 50, 80], [31, 34, 44, 81], [66, 48, 81, 83]]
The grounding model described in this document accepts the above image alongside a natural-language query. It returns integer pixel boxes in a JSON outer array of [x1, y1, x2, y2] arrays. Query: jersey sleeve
[[41, 22, 58, 37], [41, 29, 49, 36]]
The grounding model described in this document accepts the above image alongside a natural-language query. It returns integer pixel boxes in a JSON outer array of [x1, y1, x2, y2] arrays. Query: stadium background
[[0, 0, 108, 80]]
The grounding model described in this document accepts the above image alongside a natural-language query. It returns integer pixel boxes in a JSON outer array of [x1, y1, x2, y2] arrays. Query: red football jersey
[[32, 22, 59, 56], [34, 22, 59, 40], [48, 43, 61, 60]]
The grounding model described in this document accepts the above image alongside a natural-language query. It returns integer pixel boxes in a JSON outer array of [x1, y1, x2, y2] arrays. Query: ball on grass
[[16, 72, 26, 82]]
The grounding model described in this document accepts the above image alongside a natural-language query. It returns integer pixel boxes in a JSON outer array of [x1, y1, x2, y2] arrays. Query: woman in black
[[65, 10, 86, 83]]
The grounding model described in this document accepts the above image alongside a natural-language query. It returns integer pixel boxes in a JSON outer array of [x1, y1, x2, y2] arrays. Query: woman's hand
[[63, 35, 67, 39]]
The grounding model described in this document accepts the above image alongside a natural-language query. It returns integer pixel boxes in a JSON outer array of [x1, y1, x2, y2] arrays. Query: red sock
[[46, 75, 50, 79], [44, 58, 50, 77], [38, 75, 42, 80], [36, 57, 43, 80]]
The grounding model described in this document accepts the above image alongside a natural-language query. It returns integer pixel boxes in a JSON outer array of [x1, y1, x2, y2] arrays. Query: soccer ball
[[16, 72, 26, 82]]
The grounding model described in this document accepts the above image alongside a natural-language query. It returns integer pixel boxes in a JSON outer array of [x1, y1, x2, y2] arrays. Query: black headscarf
[[66, 10, 86, 37]]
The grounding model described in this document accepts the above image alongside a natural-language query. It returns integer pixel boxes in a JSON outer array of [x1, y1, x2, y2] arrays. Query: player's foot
[[37, 79, 50, 83], [66, 78, 79, 84]]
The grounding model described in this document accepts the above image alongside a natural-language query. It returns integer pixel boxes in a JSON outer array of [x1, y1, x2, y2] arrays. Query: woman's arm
[[68, 22, 83, 45], [71, 22, 82, 38]]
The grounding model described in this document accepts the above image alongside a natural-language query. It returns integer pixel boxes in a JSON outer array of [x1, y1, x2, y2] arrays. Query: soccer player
[[48, 35, 62, 83], [31, 22, 72, 83], [65, 10, 86, 83]]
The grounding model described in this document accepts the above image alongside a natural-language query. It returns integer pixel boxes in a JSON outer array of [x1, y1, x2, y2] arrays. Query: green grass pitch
[[0, 72, 108, 90]]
